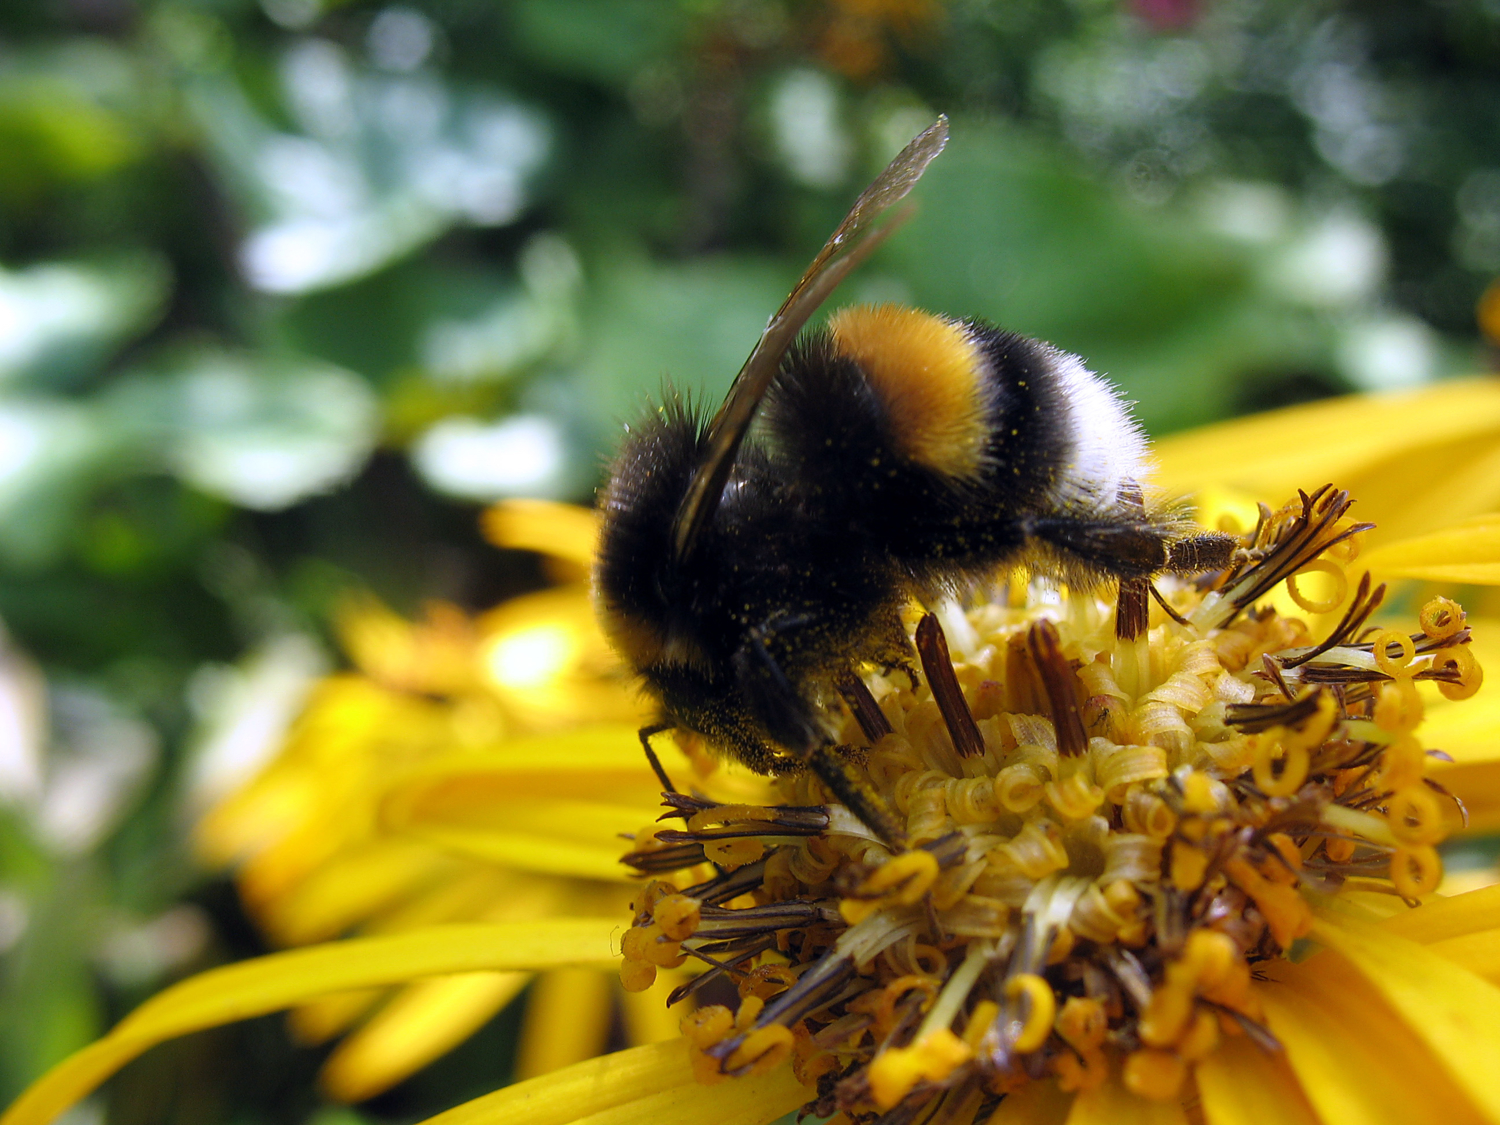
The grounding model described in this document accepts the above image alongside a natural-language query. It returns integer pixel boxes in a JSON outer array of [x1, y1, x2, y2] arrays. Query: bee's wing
[[670, 115, 949, 564]]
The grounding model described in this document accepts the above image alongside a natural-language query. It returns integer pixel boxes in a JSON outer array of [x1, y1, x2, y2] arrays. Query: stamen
[[1025, 620, 1087, 757], [1116, 577, 1150, 640], [1285, 559, 1347, 615], [1420, 596, 1465, 640], [1002, 974, 1055, 1053], [915, 615, 984, 759], [838, 668, 896, 742], [1280, 571, 1385, 669], [620, 838, 708, 873]]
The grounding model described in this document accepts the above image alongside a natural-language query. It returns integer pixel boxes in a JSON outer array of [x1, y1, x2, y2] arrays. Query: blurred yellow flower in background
[[189, 499, 773, 1103], [6, 379, 1500, 1125]]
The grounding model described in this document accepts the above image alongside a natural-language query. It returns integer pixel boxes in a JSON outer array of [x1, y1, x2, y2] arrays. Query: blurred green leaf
[[881, 120, 1345, 431], [125, 349, 380, 511], [511, 0, 691, 87], [0, 256, 170, 390], [564, 249, 793, 443], [0, 71, 140, 204]]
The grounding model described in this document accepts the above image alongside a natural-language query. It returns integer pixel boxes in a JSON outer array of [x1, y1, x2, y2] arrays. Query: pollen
[[617, 484, 1486, 1122]]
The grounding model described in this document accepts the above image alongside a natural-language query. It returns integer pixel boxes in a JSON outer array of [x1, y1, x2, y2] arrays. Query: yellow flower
[[189, 499, 771, 1102], [7, 382, 1500, 1125], [1154, 379, 1500, 834]]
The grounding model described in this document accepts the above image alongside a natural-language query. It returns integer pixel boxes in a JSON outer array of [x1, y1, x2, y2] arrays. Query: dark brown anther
[[1225, 690, 1324, 733], [656, 801, 831, 844], [915, 614, 985, 759], [920, 830, 969, 869], [1116, 577, 1151, 640], [620, 840, 708, 873], [1025, 619, 1088, 758], [709, 952, 860, 1071], [681, 859, 771, 905], [1280, 571, 1385, 670], [835, 668, 894, 742], [1214, 486, 1373, 625], [668, 938, 778, 1005]]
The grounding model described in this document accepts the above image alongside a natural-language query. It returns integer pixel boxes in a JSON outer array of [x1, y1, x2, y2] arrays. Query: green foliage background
[[0, 0, 1497, 1121]]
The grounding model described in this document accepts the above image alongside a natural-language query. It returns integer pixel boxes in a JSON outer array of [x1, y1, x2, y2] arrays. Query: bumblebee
[[593, 118, 1233, 845]]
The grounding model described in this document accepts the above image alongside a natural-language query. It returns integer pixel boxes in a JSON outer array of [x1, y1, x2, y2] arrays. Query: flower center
[[618, 485, 1484, 1121]]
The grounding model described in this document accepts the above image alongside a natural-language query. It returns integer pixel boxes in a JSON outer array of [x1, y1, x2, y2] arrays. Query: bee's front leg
[[736, 615, 908, 849]]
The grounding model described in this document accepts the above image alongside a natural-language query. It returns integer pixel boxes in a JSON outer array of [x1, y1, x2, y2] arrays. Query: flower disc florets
[[618, 486, 1484, 1122]]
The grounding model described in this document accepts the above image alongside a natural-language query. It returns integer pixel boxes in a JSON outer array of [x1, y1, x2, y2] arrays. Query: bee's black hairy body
[[594, 315, 1226, 777], [769, 323, 1064, 584]]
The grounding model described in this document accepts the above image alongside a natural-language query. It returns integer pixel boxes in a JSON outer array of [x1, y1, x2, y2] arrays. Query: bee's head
[[592, 402, 714, 681]]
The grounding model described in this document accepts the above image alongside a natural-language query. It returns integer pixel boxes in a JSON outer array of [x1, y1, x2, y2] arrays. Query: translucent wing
[[670, 115, 950, 564]]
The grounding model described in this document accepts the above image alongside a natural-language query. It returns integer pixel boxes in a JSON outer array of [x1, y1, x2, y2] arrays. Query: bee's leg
[[1022, 515, 1170, 578], [737, 620, 908, 849], [1165, 532, 1238, 573], [637, 722, 680, 794], [1148, 583, 1193, 627], [806, 745, 907, 849]]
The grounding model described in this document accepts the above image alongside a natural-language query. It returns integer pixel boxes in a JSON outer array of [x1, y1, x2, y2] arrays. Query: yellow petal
[[321, 971, 531, 1102], [983, 1077, 1074, 1124], [480, 500, 598, 568], [257, 840, 456, 946], [1428, 761, 1500, 833], [121, 920, 613, 1034], [289, 989, 382, 1045], [1258, 955, 1486, 1125], [375, 730, 678, 880], [417, 1040, 693, 1125], [620, 970, 692, 1047], [515, 968, 615, 1080], [367, 868, 536, 933], [1418, 622, 1500, 766], [1429, 931, 1500, 986], [393, 824, 634, 882], [475, 591, 641, 727], [335, 596, 484, 696], [389, 725, 661, 792], [1064, 1076, 1188, 1125], [2, 920, 615, 1125], [1340, 429, 1500, 545], [563, 1064, 809, 1125], [1380, 883, 1500, 943], [1195, 1033, 1318, 1125], [1361, 516, 1500, 583], [1153, 378, 1500, 523], [1311, 911, 1500, 1119], [416, 1041, 813, 1125], [0, 1041, 145, 1125]]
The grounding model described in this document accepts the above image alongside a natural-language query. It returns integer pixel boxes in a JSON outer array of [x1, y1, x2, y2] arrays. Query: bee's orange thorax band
[[829, 305, 988, 480]]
